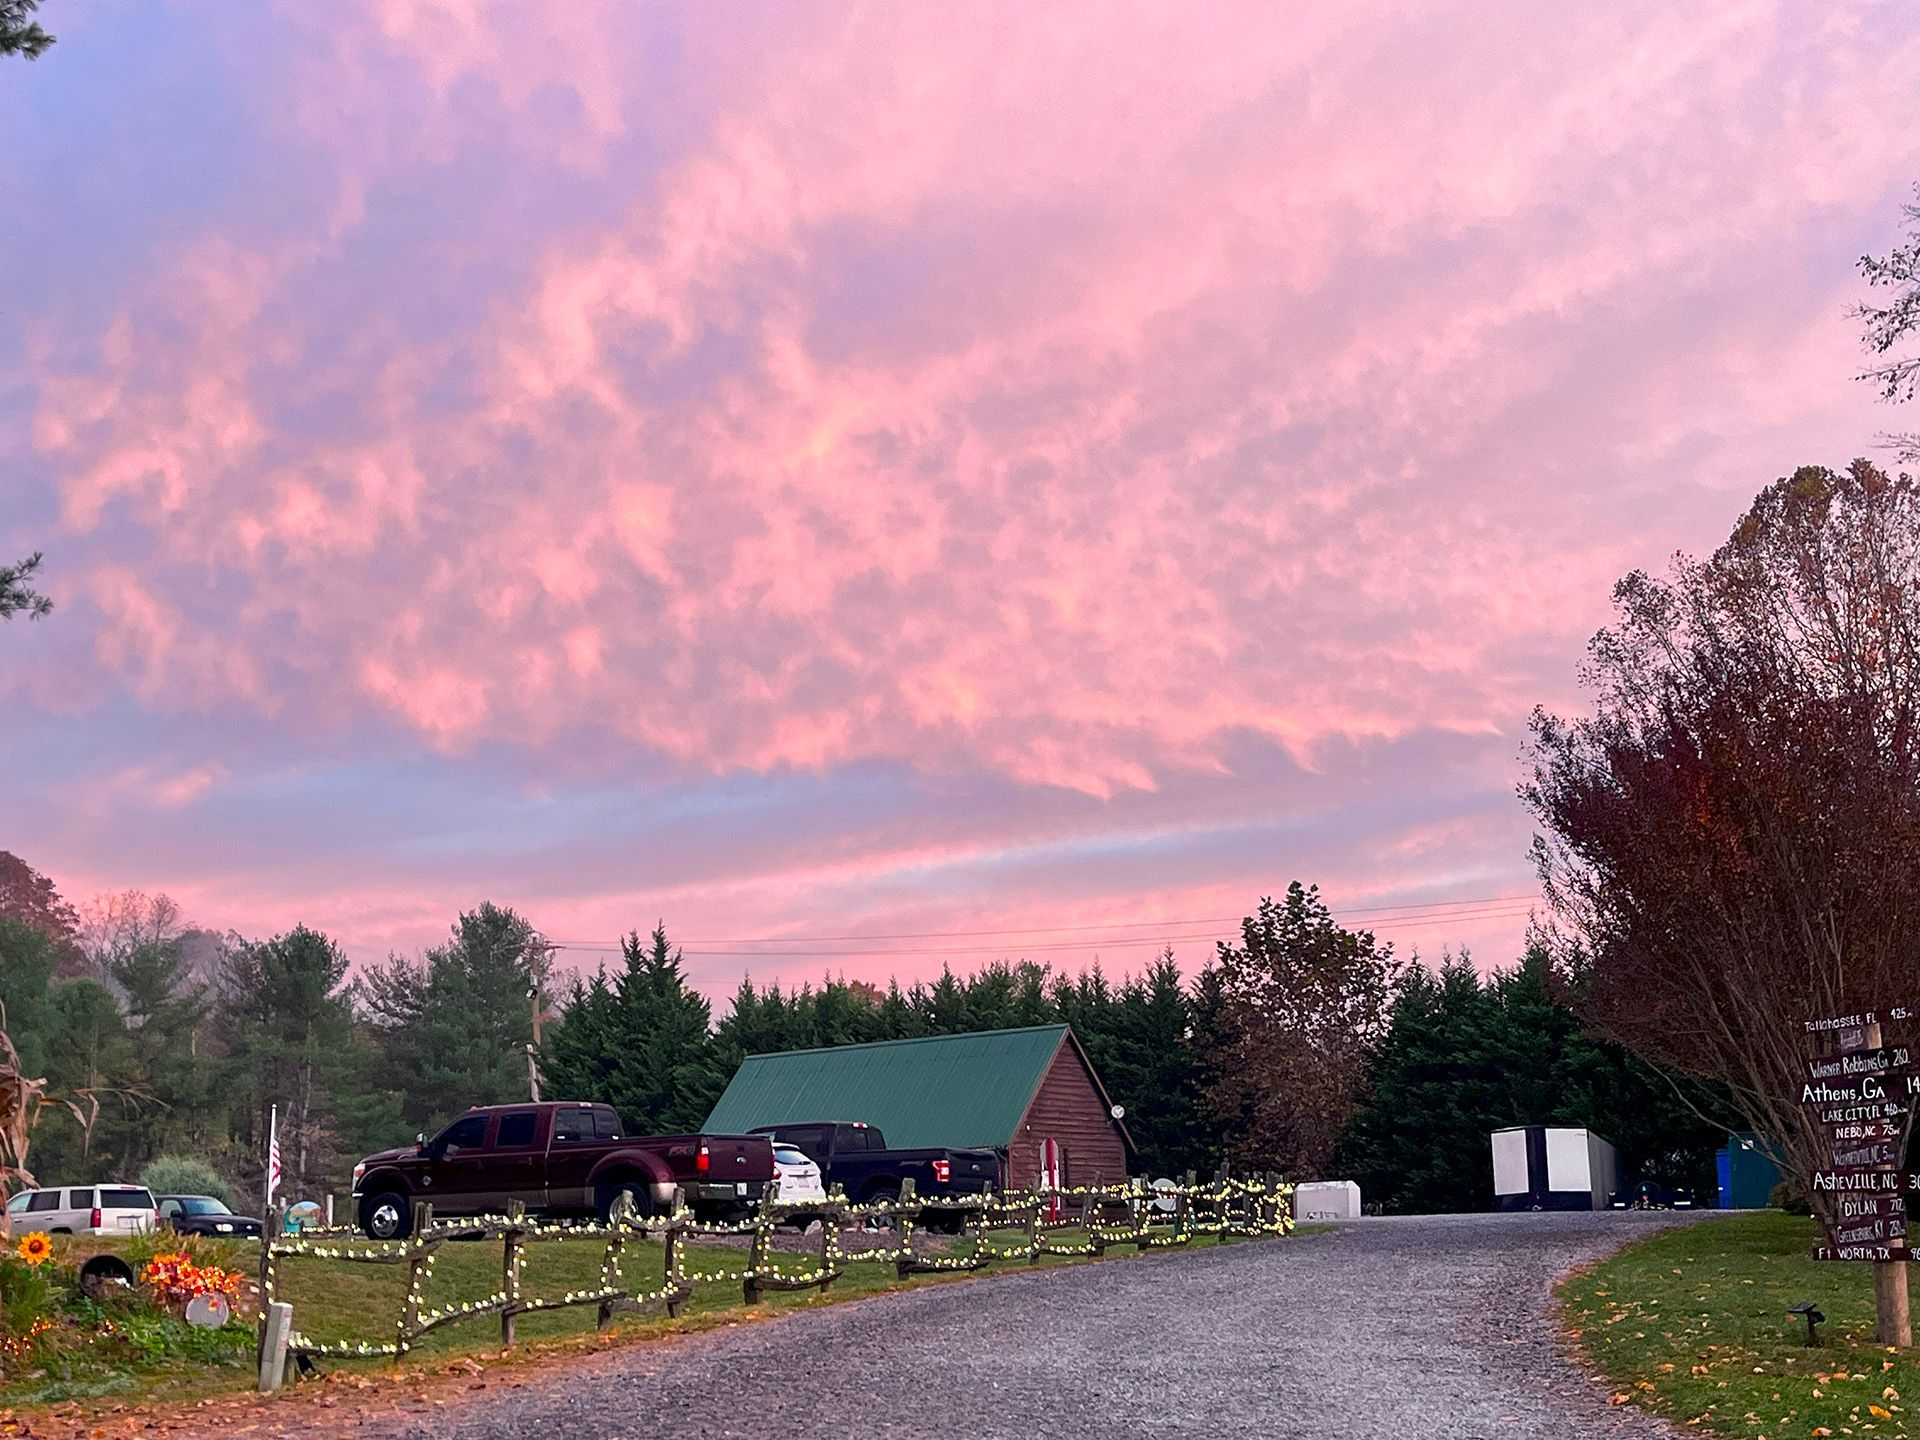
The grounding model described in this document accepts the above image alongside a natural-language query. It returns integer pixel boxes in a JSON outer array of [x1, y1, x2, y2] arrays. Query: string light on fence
[[264, 1178, 1293, 1364]]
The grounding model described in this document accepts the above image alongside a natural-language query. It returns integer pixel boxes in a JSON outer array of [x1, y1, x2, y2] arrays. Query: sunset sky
[[2, 0, 1914, 999]]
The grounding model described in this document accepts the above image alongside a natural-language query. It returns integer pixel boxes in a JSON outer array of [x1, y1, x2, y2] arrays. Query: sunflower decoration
[[14, 1231, 53, 1267]]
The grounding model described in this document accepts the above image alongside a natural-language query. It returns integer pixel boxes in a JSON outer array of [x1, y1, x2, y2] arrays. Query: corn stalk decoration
[[0, 1006, 97, 1239]]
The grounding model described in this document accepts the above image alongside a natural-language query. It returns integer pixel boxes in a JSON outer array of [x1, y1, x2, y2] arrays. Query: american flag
[[266, 1104, 283, 1209]]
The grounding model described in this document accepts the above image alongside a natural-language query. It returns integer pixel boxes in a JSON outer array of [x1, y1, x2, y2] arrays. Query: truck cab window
[[438, 1115, 488, 1153], [593, 1109, 623, 1140], [496, 1111, 538, 1149], [555, 1110, 590, 1144], [783, 1126, 827, 1158]]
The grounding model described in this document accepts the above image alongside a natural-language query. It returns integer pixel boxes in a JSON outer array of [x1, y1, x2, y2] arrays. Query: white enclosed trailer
[[1491, 1126, 1619, 1211]]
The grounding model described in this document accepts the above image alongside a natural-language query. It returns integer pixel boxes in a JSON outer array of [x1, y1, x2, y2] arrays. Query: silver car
[[6, 1183, 160, 1235]]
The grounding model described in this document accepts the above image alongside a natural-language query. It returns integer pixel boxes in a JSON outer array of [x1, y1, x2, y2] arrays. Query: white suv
[[5, 1184, 160, 1235]]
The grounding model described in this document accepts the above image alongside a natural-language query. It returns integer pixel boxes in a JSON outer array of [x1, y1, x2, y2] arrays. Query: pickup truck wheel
[[359, 1190, 412, 1241], [598, 1180, 656, 1226], [862, 1183, 901, 1231]]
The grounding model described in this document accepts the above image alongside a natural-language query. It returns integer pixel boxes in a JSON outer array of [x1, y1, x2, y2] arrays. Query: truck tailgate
[[952, 1151, 995, 1185], [701, 1134, 775, 1182]]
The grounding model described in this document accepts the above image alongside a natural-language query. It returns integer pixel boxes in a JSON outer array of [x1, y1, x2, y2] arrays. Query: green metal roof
[[704, 1025, 1071, 1151]]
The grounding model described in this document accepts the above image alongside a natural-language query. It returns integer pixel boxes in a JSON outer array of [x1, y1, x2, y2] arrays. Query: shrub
[[1770, 1178, 1812, 1215], [139, 1156, 235, 1209], [124, 1228, 249, 1274], [0, 1255, 53, 1330]]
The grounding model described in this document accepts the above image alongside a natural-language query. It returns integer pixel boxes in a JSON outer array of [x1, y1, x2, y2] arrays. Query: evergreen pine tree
[[110, 937, 213, 1163], [359, 903, 539, 1132], [542, 926, 728, 1133], [218, 925, 355, 1200], [0, 918, 61, 1074]]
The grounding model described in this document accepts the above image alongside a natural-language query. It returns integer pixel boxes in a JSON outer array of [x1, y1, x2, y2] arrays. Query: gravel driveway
[[300, 1212, 1695, 1440]]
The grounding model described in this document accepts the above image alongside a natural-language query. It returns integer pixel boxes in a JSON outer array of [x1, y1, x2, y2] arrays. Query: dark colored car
[[1610, 1179, 1695, 1210], [157, 1194, 264, 1238], [750, 1121, 997, 1220], [350, 1101, 775, 1239]]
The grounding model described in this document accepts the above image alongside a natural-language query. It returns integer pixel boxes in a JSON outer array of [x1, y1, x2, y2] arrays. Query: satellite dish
[[1148, 1177, 1179, 1214], [185, 1293, 231, 1329], [1110, 1104, 1126, 1120]]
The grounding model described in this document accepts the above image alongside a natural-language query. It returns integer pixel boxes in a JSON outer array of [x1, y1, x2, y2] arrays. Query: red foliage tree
[[1522, 461, 1920, 1216], [0, 851, 78, 946], [1208, 882, 1404, 1180]]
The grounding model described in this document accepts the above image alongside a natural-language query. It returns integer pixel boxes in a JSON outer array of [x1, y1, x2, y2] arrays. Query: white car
[[6, 1184, 160, 1235], [770, 1144, 827, 1204]]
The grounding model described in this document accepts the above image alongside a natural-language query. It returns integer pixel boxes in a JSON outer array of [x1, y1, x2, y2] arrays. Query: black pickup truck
[[351, 1102, 774, 1238], [750, 1121, 997, 1219]]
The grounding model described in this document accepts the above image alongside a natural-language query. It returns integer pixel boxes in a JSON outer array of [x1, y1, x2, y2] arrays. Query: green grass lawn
[[1561, 1212, 1920, 1439], [271, 1223, 1213, 1355], [3, 1224, 1256, 1414]]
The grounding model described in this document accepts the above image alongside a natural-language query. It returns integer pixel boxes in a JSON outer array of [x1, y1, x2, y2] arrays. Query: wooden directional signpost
[[1802, 1008, 1917, 1344]]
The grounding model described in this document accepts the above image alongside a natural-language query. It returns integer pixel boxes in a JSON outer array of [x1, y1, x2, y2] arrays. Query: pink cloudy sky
[[2, 0, 1914, 998]]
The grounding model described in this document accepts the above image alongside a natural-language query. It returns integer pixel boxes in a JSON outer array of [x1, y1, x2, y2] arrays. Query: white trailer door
[[1545, 1128, 1593, 1196], [1491, 1129, 1530, 1197]]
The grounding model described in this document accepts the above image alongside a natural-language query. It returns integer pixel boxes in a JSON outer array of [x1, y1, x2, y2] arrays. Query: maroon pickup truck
[[350, 1102, 775, 1238]]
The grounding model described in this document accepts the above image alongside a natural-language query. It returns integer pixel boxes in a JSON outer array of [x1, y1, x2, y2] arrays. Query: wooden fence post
[[595, 1226, 618, 1334], [501, 1200, 524, 1348], [744, 1206, 771, 1305], [397, 1201, 433, 1359], [255, 1200, 282, 1371], [662, 1187, 686, 1319], [894, 1178, 918, 1280], [1025, 1193, 1042, 1264], [818, 1200, 838, 1294]]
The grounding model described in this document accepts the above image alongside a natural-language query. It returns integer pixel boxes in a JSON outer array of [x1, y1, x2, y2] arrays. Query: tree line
[[0, 854, 1725, 1211]]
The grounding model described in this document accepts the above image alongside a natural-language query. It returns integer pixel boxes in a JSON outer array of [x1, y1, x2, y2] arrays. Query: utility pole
[[525, 940, 558, 1102]]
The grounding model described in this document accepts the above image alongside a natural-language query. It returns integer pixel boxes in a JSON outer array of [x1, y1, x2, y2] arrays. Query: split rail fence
[[258, 1175, 1293, 1370]]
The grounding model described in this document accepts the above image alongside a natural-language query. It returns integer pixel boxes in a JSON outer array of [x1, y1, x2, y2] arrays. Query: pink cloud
[[4, 0, 1915, 971]]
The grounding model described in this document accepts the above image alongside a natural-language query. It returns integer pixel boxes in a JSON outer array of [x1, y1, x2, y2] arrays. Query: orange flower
[[142, 1252, 246, 1304], [14, 1231, 52, 1266]]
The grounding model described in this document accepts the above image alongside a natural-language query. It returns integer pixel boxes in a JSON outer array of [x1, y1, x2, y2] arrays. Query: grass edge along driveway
[[1559, 1212, 1920, 1440]]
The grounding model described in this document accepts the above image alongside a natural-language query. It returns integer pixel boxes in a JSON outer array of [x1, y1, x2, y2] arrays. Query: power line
[[543, 891, 1541, 952]]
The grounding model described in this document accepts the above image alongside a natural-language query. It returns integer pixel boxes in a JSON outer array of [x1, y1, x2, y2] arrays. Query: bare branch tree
[[1858, 185, 1920, 463]]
